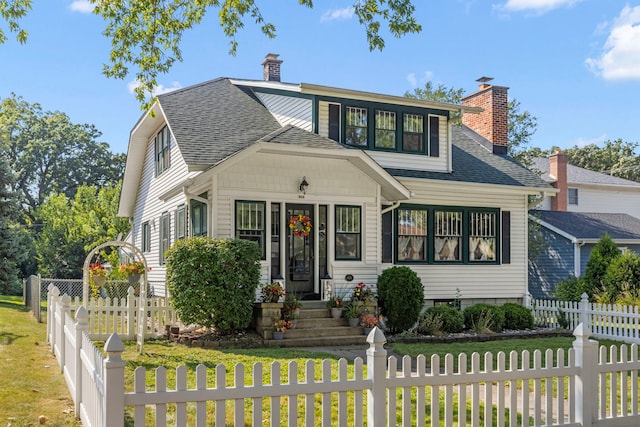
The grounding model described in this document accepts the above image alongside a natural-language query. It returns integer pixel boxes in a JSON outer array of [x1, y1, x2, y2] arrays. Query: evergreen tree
[[583, 234, 621, 299], [0, 153, 20, 294]]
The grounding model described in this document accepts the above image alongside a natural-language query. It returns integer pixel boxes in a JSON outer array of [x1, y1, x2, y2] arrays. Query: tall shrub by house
[[376, 266, 424, 333], [582, 234, 621, 299], [166, 237, 260, 333], [601, 251, 640, 304]]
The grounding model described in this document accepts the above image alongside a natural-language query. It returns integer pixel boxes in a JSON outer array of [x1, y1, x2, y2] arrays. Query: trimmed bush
[[463, 303, 505, 333], [166, 237, 260, 334], [502, 303, 534, 330], [422, 305, 464, 333], [376, 266, 424, 334]]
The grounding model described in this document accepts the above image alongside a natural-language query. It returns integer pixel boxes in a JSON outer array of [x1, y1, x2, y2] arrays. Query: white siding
[[131, 128, 199, 295], [318, 101, 334, 139], [255, 93, 313, 131], [567, 185, 640, 219]]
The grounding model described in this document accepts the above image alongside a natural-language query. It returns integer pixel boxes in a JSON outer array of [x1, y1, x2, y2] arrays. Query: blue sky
[[2, 0, 640, 155]]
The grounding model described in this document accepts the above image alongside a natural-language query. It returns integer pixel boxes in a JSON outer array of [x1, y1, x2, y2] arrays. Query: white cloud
[[406, 71, 434, 88], [586, 6, 640, 80], [497, 0, 582, 14], [572, 133, 607, 148], [127, 80, 182, 97], [69, 0, 94, 13], [320, 7, 354, 23]]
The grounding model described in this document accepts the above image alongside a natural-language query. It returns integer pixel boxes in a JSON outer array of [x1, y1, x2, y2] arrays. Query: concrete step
[[265, 334, 368, 348], [294, 317, 347, 329], [297, 308, 332, 319], [285, 325, 363, 339]]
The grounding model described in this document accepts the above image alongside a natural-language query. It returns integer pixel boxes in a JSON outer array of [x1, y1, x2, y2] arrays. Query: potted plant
[[272, 318, 290, 340], [89, 262, 107, 287], [351, 282, 375, 303], [260, 282, 285, 303], [326, 295, 344, 319], [119, 261, 146, 283], [360, 313, 378, 335], [344, 303, 364, 327], [282, 294, 303, 325]]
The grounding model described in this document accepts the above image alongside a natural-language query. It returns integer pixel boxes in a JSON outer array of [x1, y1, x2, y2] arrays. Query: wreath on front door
[[289, 214, 312, 237]]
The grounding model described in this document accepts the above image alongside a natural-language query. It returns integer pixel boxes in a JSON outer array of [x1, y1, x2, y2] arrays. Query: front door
[[286, 204, 314, 298]]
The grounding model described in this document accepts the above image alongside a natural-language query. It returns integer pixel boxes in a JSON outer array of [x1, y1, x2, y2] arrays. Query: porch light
[[321, 273, 333, 301], [299, 176, 309, 194]]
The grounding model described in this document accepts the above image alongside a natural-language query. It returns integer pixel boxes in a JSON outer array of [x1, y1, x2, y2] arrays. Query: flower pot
[[348, 317, 360, 327], [92, 276, 106, 287], [363, 327, 372, 335], [330, 307, 343, 319], [272, 331, 284, 340], [128, 273, 141, 284]]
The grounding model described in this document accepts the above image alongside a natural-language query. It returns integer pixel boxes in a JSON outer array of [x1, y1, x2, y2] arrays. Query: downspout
[[381, 201, 401, 215]]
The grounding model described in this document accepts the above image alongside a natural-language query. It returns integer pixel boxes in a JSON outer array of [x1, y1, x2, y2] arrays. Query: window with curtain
[[335, 205, 361, 260], [469, 211, 496, 261], [397, 208, 428, 261], [434, 210, 462, 261], [236, 201, 266, 259]]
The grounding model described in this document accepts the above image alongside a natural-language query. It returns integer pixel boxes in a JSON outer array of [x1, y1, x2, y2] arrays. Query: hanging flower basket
[[289, 214, 312, 236]]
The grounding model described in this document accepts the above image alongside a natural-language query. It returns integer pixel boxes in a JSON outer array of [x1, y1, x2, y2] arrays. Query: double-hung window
[[235, 201, 266, 259], [175, 205, 186, 240], [403, 113, 424, 153], [397, 208, 428, 262], [159, 212, 170, 265], [375, 110, 396, 149], [568, 188, 579, 205], [434, 210, 462, 262], [190, 194, 208, 237], [335, 205, 361, 260], [345, 107, 368, 147], [469, 211, 497, 261], [155, 126, 170, 176]]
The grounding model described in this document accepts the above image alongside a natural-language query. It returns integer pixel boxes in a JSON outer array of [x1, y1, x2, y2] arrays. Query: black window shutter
[[382, 210, 393, 263], [429, 116, 440, 157], [328, 104, 340, 142], [501, 211, 511, 264]]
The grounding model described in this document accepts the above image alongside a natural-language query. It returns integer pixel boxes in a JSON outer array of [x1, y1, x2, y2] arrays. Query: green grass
[[0, 295, 79, 426]]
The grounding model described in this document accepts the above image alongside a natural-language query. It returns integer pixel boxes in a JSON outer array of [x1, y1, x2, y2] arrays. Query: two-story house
[[528, 152, 640, 298], [118, 54, 552, 306]]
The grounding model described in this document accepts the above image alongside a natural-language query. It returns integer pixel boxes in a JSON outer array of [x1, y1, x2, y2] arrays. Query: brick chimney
[[461, 77, 509, 155], [549, 150, 568, 211], [262, 53, 282, 82]]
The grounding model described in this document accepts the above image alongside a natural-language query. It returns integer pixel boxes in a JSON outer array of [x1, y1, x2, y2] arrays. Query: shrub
[[553, 275, 588, 302], [376, 266, 424, 333], [583, 234, 621, 299], [166, 237, 260, 334], [501, 303, 534, 330], [422, 305, 464, 333], [601, 251, 640, 303], [415, 312, 444, 336], [463, 303, 505, 333]]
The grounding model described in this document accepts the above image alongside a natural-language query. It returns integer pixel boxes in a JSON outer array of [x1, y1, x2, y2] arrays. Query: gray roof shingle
[[531, 158, 640, 187], [259, 125, 346, 149], [387, 126, 550, 189], [533, 210, 640, 240], [157, 78, 281, 166]]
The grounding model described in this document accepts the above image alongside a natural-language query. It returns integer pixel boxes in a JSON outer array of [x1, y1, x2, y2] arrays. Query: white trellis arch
[[83, 240, 149, 351]]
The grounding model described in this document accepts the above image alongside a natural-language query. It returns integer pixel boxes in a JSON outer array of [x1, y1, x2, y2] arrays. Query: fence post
[[103, 333, 125, 427], [47, 284, 56, 344], [127, 287, 136, 339], [59, 294, 71, 373], [366, 327, 387, 427], [580, 293, 590, 330], [74, 306, 88, 415], [573, 322, 598, 427]]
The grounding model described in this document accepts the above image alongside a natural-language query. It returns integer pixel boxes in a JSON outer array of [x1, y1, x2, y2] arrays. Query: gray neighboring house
[[528, 210, 640, 299]]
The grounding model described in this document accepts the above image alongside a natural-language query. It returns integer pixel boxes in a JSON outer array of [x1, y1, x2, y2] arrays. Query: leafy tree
[[405, 82, 537, 160], [601, 251, 640, 304], [0, 94, 126, 222], [563, 139, 640, 183], [2, 1, 421, 109], [582, 234, 621, 299], [0, 152, 21, 294], [34, 183, 130, 278]]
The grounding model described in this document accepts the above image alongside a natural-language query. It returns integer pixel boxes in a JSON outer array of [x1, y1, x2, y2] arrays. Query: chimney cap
[[476, 76, 494, 83]]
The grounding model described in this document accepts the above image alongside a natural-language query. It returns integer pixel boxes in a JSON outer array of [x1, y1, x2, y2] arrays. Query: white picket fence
[[46, 284, 180, 342], [48, 298, 640, 427], [527, 293, 640, 344]]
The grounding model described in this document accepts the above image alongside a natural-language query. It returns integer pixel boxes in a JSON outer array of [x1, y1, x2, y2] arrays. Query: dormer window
[[155, 126, 170, 176], [345, 107, 368, 146], [403, 113, 424, 152], [375, 110, 397, 149]]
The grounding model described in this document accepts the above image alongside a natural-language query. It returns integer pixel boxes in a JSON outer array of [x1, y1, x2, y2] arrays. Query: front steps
[[265, 301, 369, 347]]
